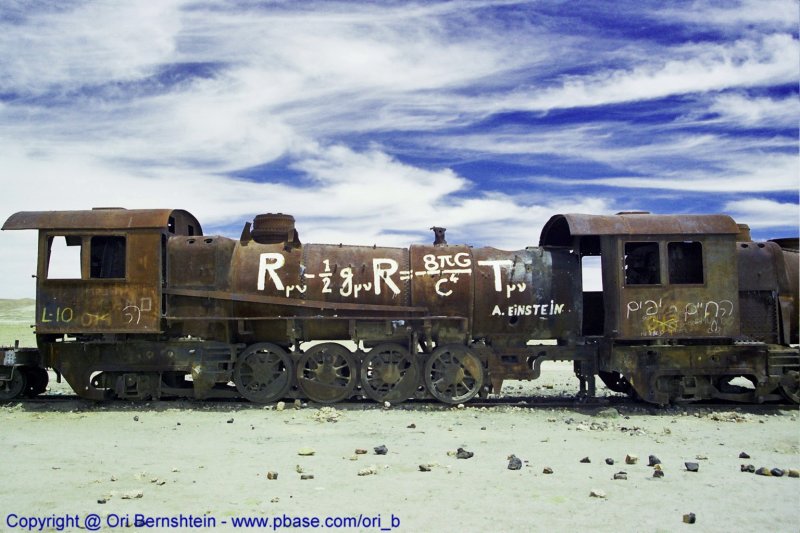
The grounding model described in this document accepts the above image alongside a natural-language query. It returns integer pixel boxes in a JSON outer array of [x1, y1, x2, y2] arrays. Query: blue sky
[[0, 0, 798, 298]]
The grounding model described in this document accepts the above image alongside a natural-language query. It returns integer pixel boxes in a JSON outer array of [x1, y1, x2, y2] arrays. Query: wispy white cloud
[[723, 198, 800, 229]]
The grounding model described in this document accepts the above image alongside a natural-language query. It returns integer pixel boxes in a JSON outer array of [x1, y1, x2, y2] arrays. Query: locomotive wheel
[[0, 370, 27, 401], [234, 343, 293, 403], [360, 343, 419, 404], [296, 343, 357, 404], [25, 367, 49, 397], [779, 370, 800, 404], [424, 344, 483, 404]]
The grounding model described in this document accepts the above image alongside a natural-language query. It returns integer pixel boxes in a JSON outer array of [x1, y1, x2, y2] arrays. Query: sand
[[1, 364, 798, 533]]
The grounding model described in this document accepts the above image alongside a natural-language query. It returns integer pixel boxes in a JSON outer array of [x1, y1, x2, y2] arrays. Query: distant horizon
[[1, 1, 797, 298]]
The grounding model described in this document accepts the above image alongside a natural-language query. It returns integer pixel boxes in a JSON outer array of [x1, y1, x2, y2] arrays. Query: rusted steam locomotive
[[1, 208, 797, 405]]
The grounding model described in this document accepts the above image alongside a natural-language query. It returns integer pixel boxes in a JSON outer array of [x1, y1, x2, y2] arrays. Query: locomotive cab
[[541, 212, 798, 404]]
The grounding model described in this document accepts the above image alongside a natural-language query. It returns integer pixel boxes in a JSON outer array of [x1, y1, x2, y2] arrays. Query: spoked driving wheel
[[0, 369, 27, 401], [424, 344, 484, 404], [296, 343, 357, 404], [234, 343, 293, 403], [360, 343, 419, 404], [779, 370, 800, 404]]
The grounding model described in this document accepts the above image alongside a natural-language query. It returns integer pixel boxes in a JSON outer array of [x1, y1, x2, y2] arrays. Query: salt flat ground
[[0, 306, 798, 532]]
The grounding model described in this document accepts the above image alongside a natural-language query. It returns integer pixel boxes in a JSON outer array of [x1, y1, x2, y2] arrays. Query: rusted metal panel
[[540, 213, 740, 246], [616, 236, 740, 339], [470, 247, 580, 340], [35, 231, 162, 334], [3, 208, 201, 235], [409, 244, 473, 323]]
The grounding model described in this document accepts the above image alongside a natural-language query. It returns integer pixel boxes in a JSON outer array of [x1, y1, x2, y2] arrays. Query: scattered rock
[[625, 454, 638, 465], [419, 464, 433, 472], [605, 458, 615, 466], [580, 457, 591, 464], [121, 490, 143, 500], [227, 418, 234, 424], [457, 403, 465, 409], [270, 497, 279, 503], [267, 471, 278, 480], [695, 454, 708, 460], [276, 401, 286, 411], [508, 455, 522, 470], [595, 407, 619, 419], [358, 466, 378, 476], [770, 468, 785, 477], [110, 475, 117, 482], [295, 465, 305, 474], [613, 472, 628, 480], [406, 423, 416, 429], [589, 489, 606, 498], [312, 407, 341, 423], [653, 470, 664, 478], [738, 452, 750, 459], [133, 416, 139, 422], [374, 445, 388, 455], [755, 467, 771, 476], [741, 464, 755, 473], [648, 455, 661, 467], [297, 447, 315, 456], [383, 401, 391, 409], [294, 399, 302, 409], [456, 447, 474, 459], [300, 474, 314, 480], [788, 469, 799, 478], [355, 448, 368, 455], [683, 513, 696, 524], [543, 467, 554, 474], [685, 462, 699, 472], [97, 498, 107, 504]]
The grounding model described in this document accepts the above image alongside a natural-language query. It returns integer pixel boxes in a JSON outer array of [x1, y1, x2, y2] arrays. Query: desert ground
[[1, 303, 798, 533]]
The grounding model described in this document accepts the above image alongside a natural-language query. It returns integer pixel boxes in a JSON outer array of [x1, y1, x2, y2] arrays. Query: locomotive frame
[[1, 208, 797, 405]]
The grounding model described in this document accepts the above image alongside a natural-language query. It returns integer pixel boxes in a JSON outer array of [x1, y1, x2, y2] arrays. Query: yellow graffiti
[[644, 311, 679, 336]]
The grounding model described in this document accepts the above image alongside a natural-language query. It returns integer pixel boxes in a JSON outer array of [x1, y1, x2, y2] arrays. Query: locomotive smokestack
[[431, 226, 447, 246]]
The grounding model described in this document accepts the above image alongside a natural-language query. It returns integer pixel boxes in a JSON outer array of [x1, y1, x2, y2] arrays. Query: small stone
[[457, 403, 465, 409], [270, 497, 279, 503], [227, 418, 234, 424], [276, 402, 285, 411], [755, 467, 771, 476], [294, 399, 302, 409], [133, 416, 139, 422], [358, 466, 378, 476], [480, 426, 486, 430], [595, 407, 619, 418], [738, 452, 750, 459], [543, 467, 554, 474], [648, 455, 661, 467], [683, 513, 696, 524], [300, 474, 314, 480], [653, 470, 664, 478], [267, 471, 278, 480], [605, 458, 615, 465], [355, 448, 368, 455], [740, 464, 755, 473], [406, 423, 416, 429], [110, 475, 117, 482], [156, 479, 166, 486], [685, 462, 699, 472], [788, 469, 799, 478], [383, 401, 391, 409], [419, 464, 432, 472], [625, 454, 638, 465], [613, 471, 628, 480], [580, 457, 591, 464], [121, 490, 143, 500], [297, 447, 315, 456], [589, 489, 606, 498], [695, 454, 708, 460], [171, 467, 179, 473], [508, 455, 522, 470], [374, 445, 388, 455], [97, 498, 107, 504], [456, 447, 474, 459], [295, 465, 305, 474], [770, 468, 785, 477]]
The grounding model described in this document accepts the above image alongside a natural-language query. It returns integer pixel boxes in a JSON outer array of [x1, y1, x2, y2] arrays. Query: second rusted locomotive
[[1, 208, 797, 405]]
